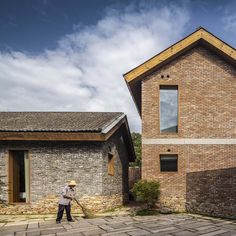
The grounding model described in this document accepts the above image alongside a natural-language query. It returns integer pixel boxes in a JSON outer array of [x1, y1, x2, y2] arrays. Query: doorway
[[8, 150, 30, 203]]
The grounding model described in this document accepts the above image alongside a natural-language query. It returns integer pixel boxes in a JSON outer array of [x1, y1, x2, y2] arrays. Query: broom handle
[[74, 198, 85, 211]]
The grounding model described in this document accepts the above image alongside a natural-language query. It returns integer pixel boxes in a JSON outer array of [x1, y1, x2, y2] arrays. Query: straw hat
[[68, 180, 77, 186]]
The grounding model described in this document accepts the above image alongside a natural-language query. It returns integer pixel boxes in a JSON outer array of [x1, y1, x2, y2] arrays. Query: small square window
[[160, 154, 178, 172]]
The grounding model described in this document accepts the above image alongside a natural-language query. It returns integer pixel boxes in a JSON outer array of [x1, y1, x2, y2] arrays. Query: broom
[[74, 198, 94, 218]]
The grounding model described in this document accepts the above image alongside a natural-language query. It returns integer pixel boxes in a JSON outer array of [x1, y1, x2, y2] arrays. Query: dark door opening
[[8, 150, 30, 203]]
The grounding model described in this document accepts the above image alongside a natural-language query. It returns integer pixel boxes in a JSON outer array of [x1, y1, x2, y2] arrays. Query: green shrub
[[131, 180, 160, 209]]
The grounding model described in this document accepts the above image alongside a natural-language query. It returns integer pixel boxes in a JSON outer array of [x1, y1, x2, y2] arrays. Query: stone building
[[0, 112, 135, 214], [124, 27, 236, 218]]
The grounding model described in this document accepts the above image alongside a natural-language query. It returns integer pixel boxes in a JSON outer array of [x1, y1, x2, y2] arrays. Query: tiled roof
[[0, 112, 124, 132]]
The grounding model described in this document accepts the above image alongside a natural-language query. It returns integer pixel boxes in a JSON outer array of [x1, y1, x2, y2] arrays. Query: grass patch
[[136, 209, 160, 216]]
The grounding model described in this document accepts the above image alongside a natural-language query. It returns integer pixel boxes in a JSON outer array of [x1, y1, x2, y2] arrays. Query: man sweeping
[[56, 180, 76, 223]]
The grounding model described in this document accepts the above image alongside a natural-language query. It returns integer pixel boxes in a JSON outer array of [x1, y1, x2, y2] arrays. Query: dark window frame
[[8, 150, 30, 204], [159, 85, 179, 134], [160, 154, 178, 172]]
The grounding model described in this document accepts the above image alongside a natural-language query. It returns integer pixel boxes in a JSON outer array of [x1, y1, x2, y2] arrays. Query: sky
[[0, 0, 235, 132]]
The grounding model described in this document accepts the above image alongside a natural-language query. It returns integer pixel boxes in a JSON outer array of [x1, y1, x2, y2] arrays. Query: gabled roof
[[0, 112, 136, 161], [123, 27, 236, 115], [0, 112, 123, 132]]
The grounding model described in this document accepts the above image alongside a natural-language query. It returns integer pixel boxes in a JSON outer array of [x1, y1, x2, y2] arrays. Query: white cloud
[[222, 14, 236, 33], [0, 3, 190, 131]]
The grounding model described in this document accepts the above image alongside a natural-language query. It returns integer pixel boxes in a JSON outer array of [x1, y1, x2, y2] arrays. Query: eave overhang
[[123, 27, 236, 116], [0, 114, 136, 162]]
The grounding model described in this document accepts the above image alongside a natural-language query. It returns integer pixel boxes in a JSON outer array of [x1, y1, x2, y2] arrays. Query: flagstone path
[[0, 214, 236, 236]]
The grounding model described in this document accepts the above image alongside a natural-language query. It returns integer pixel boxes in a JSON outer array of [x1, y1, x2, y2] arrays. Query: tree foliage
[[131, 180, 160, 209], [131, 132, 141, 167]]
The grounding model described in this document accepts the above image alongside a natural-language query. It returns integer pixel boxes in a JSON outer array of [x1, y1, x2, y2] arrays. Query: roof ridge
[[124, 27, 235, 82]]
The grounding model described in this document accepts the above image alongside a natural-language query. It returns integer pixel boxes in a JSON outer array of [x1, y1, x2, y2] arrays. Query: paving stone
[[220, 224, 236, 230], [3, 225, 28, 231], [102, 232, 133, 236], [99, 224, 115, 231], [82, 229, 106, 236], [15, 232, 27, 236], [127, 229, 151, 235], [57, 232, 83, 236], [217, 232, 236, 236], [27, 223, 39, 229], [102, 227, 137, 235], [199, 229, 230, 236], [40, 227, 66, 235], [151, 226, 179, 233], [87, 219, 108, 225], [0, 232, 15, 236], [172, 230, 197, 236], [183, 221, 214, 229], [151, 233, 174, 236], [197, 225, 217, 231], [26, 230, 40, 236], [40, 223, 62, 229], [64, 226, 99, 233], [1, 214, 236, 236], [108, 223, 129, 229], [62, 224, 73, 230], [0, 222, 6, 227], [68, 222, 93, 228], [101, 233, 129, 236]]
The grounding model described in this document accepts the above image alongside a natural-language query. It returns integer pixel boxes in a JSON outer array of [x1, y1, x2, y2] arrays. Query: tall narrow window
[[8, 150, 30, 203], [160, 85, 178, 133]]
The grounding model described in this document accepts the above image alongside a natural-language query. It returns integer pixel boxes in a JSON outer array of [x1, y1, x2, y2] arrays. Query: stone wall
[[101, 129, 130, 204], [186, 167, 236, 219], [0, 135, 130, 214]]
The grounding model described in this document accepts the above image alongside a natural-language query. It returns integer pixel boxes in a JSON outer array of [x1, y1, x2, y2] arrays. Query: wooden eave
[[123, 27, 236, 115], [0, 115, 136, 162], [0, 131, 110, 141], [0, 117, 126, 141], [124, 27, 235, 83]]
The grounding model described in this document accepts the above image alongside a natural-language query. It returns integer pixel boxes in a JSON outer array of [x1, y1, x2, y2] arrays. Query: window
[[108, 152, 115, 176], [8, 150, 30, 203], [160, 154, 178, 172], [160, 85, 178, 133]]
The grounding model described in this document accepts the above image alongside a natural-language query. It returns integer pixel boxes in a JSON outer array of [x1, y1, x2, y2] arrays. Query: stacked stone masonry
[[186, 167, 236, 219], [0, 129, 130, 214]]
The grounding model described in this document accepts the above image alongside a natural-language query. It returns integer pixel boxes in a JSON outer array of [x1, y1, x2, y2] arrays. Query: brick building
[[0, 112, 135, 214], [124, 27, 236, 218]]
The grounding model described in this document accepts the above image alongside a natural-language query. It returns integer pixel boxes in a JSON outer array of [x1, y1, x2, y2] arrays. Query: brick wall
[[141, 45, 236, 214], [0, 132, 130, 213], [186, 167, 236, 219]]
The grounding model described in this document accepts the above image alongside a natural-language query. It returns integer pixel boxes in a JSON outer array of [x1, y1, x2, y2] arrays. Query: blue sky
[[0, 0, 235, 131]]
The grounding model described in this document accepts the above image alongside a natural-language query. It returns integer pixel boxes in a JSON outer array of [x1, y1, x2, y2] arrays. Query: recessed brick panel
[[186, 167, 236, 219]]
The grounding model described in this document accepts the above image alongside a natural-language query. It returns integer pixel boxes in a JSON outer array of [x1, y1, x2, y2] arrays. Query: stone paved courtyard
[[0, 214, 236, 236]]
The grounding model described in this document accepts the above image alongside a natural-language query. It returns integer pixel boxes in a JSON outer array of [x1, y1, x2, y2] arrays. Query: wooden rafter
[[124, 27, 236, 83]]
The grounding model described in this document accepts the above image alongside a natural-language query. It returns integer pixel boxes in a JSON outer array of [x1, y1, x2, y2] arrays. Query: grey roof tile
[[0, 112, 124, 132]]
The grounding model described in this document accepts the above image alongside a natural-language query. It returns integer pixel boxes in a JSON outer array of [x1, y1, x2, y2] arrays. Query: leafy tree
[[131, 132, 141, 167], [131, 180, 160, 209]]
